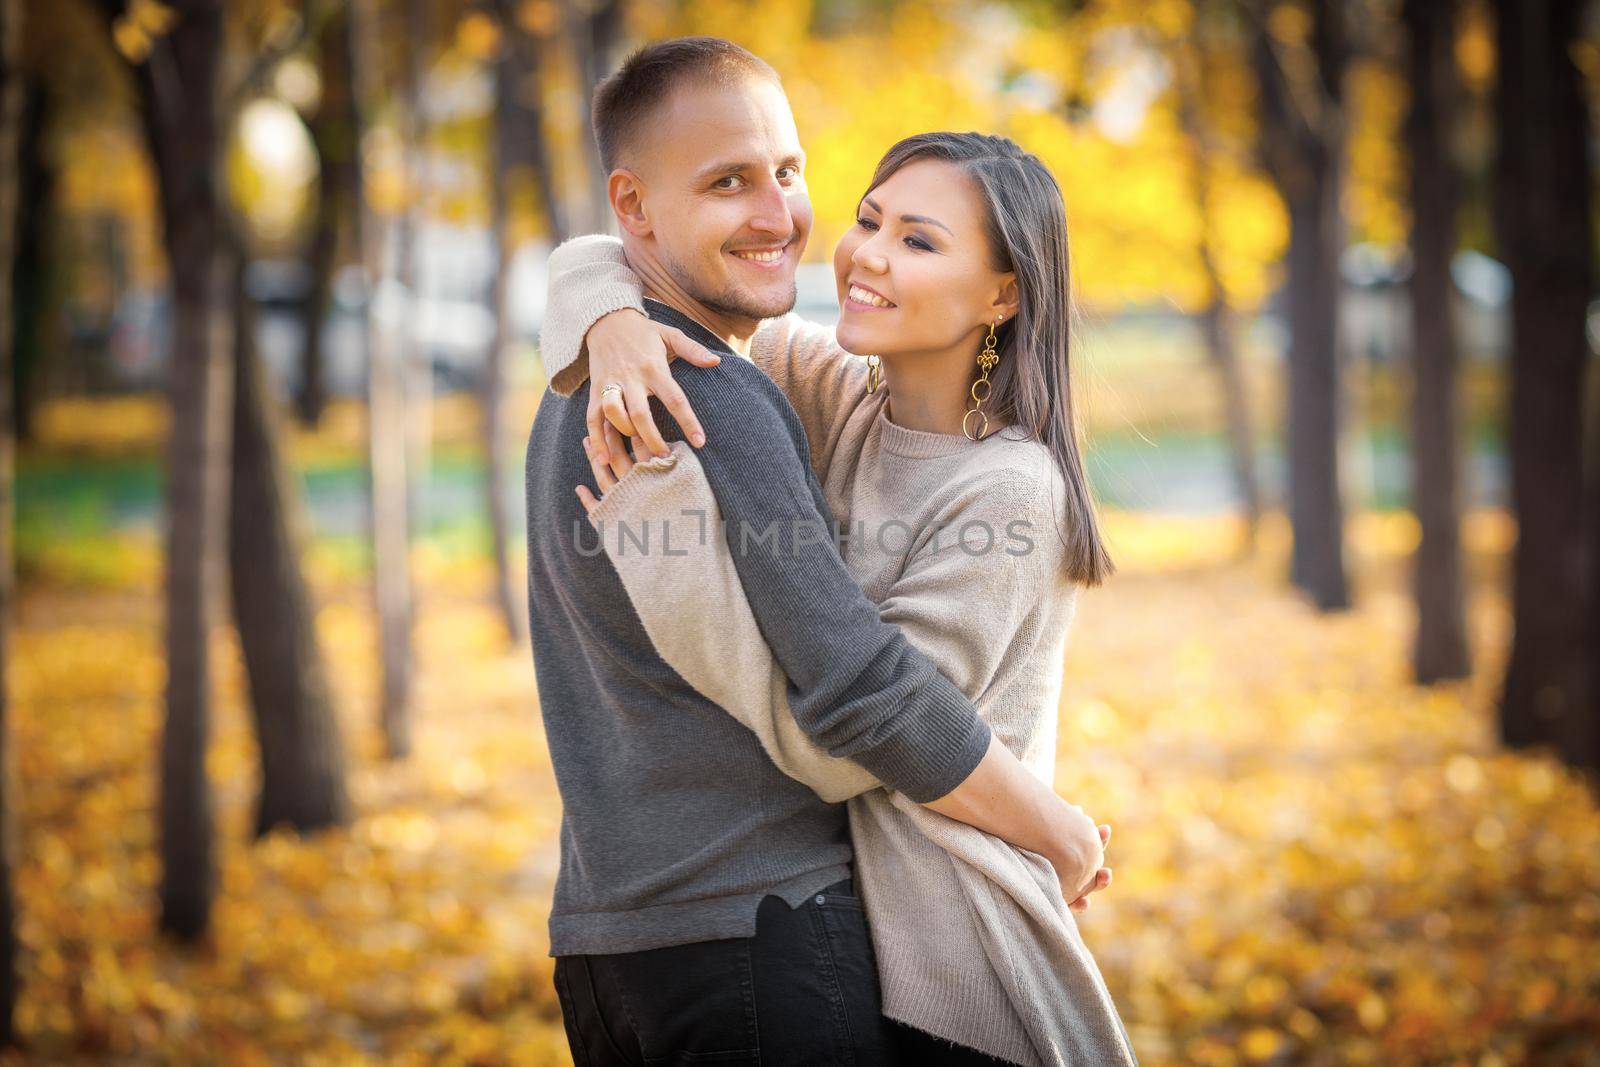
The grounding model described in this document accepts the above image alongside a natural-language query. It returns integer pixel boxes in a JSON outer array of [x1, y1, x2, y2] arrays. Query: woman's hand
[[585, 308, 723, 464], [1045, 804, 1112, 914], [574, 419, 642, 515], [1067, 823, 1113, 913]]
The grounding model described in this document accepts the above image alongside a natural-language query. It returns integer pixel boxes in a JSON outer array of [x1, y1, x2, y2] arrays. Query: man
[[525, 36, 1102, 1065]]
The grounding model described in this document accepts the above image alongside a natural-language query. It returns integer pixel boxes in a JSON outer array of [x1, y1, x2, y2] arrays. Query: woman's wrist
[[585, 306, 649, 360]]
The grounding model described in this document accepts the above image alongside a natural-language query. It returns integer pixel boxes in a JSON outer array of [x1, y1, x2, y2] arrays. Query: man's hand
[[586, 308, 722, 463], [574, 423, 642, 516]]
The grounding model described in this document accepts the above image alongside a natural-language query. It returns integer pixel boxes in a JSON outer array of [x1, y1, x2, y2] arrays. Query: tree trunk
[[10, 74, 52, 447], [227, 241, 352, 836], [1198, 296, 1261, 543], [351, 0, 414, 759], [572, 0, 623, 232], [1404, 0, 1471, 684], [1173, 32, 1261, 550], [127, 0, 233, 942], [1250, 0, 1350, 610], [1492, 0, 1597, 775], [495, 0, 568, 245], [398, 0, 430, 533], [297, 4, 358, 428], [1588, 312, 1600, 791], [0, 0, 21, 1040], [486, 51, 520, 646]]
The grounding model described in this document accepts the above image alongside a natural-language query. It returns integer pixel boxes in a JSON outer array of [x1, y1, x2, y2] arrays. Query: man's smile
[[729, 244, 791, 269]]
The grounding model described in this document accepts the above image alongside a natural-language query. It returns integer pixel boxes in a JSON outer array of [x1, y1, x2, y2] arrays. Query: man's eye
[[778, 166, 799, 182], [714, 176, 742, 189]]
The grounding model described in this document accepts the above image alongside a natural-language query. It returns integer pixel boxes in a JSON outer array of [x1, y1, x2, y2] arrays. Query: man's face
[[630, 77, 812, 320]]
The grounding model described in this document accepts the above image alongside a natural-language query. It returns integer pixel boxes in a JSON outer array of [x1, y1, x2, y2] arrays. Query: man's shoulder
[[666, 348, 801, 435], [636, 306, 797, 422]]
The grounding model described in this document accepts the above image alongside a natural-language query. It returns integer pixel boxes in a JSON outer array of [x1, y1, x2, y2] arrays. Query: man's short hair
[[592, 36, 781, 174]]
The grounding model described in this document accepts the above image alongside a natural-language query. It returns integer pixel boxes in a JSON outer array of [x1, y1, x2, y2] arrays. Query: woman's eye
[[856, 217, 878, 231], [905, 236, 933, 252]]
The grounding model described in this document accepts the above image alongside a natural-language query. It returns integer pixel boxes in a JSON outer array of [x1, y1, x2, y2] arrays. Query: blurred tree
[[571, 0, 624, 231], [297, 2, 360, 428], [95, 0, 234, 942], [1403, 0, 1471, 684], [398, 0, 432, 530], [1171, 4, 1264, 549], [0, 0, 19, 1041], [1492, 0, 1597, 778], [351, 0, 417, 759], [492, 0, 566, 241], [8, 74, 49, 446], [89, 0, 353, 936], [226, 232, 352, 835], [483, 0, 563, 645], [1250, 0, 1351, 611]]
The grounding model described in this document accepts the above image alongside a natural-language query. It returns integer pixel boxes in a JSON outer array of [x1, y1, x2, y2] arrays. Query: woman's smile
[[845, 281, 897, 311]]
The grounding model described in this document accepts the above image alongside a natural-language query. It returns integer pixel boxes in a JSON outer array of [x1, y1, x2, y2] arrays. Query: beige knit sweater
[[541, 235, 1138, 1067]]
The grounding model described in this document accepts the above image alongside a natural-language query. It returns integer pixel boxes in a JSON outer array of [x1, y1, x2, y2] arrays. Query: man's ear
[[609, 169, 652, 238], [993, 273, 1021, 322]]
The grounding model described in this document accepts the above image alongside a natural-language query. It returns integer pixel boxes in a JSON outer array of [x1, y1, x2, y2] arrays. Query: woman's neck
[[880, 335, 1007, 438]]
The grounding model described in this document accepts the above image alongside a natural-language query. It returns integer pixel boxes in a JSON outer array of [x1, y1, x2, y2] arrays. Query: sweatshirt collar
[[642, 297, 739, 358]]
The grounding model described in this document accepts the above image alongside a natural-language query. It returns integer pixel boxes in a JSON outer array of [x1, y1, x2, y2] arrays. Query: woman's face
[[832, 156, 1014, 358]]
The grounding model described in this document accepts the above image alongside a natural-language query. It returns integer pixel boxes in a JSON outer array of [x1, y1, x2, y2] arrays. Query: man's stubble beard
[[660, 243, 800, 323]]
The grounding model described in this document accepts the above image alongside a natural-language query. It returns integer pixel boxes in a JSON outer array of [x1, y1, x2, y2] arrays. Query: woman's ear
[[609, 170, 652, 238], [993, 273, 1021, 323]]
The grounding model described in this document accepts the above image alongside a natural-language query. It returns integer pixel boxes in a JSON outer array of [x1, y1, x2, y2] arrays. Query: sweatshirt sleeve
[[583, 359, 992, 803], [585, 442, 879, 804], [538, 234, 644, 397]]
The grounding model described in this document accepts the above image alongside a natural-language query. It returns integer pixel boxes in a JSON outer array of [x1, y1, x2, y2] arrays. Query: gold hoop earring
[[865, 353, 882, 394], [963, 319, 1001, 441]]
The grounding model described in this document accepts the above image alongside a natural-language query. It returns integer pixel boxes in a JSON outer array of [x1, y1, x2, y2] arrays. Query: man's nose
[[745, 179, 794, 238]]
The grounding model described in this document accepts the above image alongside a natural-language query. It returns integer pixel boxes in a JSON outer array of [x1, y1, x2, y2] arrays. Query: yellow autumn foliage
[[7, 395, 1599, 1064]]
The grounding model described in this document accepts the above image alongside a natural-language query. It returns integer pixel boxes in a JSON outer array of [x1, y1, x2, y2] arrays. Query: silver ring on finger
[[600, 382, 623, 398]]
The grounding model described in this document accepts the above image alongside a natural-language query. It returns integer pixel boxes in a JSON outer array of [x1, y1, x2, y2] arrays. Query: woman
[[549, 132, 1133, 1066]]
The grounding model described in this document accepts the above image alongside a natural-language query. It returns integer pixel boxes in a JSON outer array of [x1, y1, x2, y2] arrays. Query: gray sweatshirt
[[524, 297, 993, 956]]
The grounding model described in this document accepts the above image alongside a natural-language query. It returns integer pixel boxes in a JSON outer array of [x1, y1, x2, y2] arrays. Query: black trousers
[[886, 1021, 1019, 1065], [554, 877, 1019, 1066], [554, 877, 897, 1065]]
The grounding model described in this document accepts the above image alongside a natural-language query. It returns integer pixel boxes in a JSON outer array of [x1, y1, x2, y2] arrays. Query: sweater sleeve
[[586, 442, 879, 804], [747, 313, 873, 481], [539, 234, 873, 483], [873, 477, 1060, 764], [583, 359, 992, 803], [538, 234, 645, 397], [586, 438, 1060, 800]]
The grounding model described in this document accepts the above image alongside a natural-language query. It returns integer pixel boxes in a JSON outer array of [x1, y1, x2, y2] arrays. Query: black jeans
[[554, 877, 899, 1065], [886, 1020, 1020, 1065]]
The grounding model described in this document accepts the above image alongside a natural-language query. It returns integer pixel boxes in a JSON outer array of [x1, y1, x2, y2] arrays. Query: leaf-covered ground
[[7, 412, 1598, 1065]]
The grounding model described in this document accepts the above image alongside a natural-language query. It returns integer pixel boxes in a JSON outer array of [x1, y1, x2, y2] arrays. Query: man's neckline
[[641, 297, 737, 357]]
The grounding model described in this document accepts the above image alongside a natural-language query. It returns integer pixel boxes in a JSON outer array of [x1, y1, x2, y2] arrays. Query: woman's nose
[[853, 244, 889, 273]]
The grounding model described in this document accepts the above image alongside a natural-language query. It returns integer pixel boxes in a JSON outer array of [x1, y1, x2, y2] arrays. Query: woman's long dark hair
[[864, 132, 1115, 587]]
